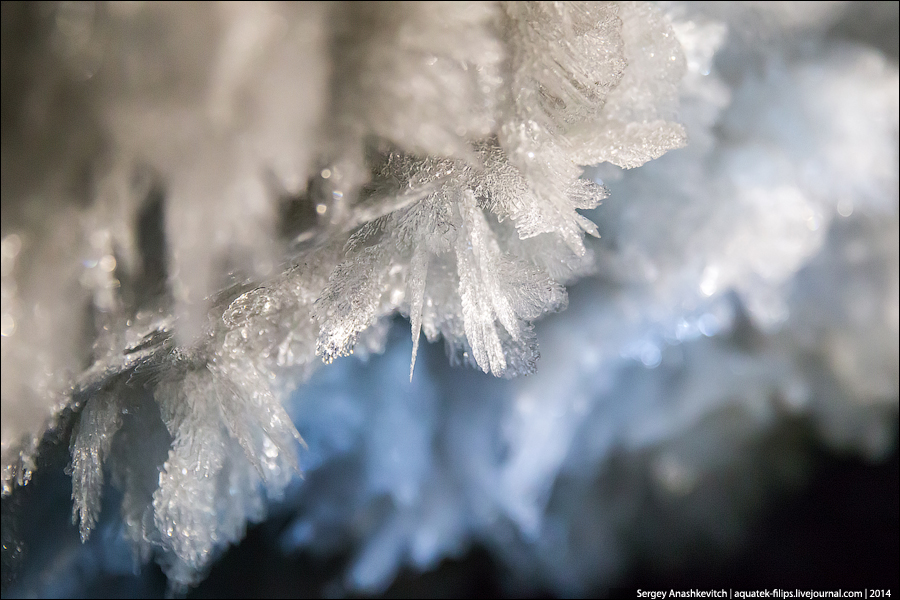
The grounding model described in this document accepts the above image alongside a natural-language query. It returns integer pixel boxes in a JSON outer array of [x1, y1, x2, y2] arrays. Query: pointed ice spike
[[408, 251, 428, 381], [70, 392, 121, 542], [409, 337, 419, 383]]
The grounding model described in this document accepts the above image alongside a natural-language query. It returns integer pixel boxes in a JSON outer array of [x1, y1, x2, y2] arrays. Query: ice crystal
[[313, 145, 584, 377], [1, 1, 897, 596], [1, 0, 689, 584], [312, 0, 682, 377]]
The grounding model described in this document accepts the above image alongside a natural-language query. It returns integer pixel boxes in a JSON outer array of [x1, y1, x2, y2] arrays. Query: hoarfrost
[[1, 0, 897, 596]]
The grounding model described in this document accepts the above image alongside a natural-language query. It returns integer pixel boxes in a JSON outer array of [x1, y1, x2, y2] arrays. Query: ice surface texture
[[1, 0, 898, 595]]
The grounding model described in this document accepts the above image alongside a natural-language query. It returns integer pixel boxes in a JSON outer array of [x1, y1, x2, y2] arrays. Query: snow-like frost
[[313, 144, 580, 377], [2, 1, 688, 585], [1, 1, 897, 596]]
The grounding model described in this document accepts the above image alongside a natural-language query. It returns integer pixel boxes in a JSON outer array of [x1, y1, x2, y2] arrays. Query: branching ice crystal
[[1, 1, 896, 595], [1, 1, 688, 587]]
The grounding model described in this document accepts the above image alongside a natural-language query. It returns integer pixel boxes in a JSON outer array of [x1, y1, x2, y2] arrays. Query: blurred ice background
[[2, 1, 898, 597]]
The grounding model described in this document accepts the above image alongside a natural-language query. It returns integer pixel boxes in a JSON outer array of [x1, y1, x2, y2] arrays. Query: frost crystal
[[1, 1, 897, 596], [1, 0, 687, 584]]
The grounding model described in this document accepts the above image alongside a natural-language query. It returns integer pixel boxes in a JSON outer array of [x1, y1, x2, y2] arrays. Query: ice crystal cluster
[[1, 0, 898, 596]]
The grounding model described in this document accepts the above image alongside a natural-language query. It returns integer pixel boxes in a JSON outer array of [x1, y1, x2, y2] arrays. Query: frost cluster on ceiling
[[1, 0, 898, 595]]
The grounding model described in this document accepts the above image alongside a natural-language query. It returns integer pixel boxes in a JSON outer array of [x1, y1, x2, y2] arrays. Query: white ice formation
[[1, 0, 898, 595]]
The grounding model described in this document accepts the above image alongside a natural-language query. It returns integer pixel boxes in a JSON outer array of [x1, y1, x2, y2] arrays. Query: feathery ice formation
[[1, 1, 897, 594]]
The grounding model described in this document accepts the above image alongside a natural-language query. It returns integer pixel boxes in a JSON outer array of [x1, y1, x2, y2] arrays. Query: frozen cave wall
[[1, 1, 898, 597]]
